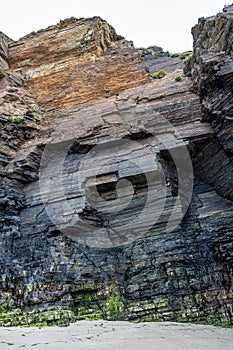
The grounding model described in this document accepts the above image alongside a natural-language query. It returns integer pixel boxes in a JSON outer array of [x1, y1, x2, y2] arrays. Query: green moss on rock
[[104, 282, 124, 321], [0, 306, 76, 327], [151, 70, 168, 79]]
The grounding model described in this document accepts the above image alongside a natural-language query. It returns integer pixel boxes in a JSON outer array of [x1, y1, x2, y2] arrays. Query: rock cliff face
[[0, 8, 232, 327], [9, 17, 150, 110], [185, 4, 233, 201]]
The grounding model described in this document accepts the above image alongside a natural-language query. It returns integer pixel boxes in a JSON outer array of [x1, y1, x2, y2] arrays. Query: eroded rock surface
[[185, 4, 233, 200], [9, 17, 150, 110], [0, 8, 232, 327]]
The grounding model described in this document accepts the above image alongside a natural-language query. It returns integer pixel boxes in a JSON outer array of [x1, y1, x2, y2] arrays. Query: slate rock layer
[[0, 7, 232, 326]]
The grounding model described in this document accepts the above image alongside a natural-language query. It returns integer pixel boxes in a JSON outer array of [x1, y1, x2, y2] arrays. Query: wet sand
[[0, 321, 232, 350]]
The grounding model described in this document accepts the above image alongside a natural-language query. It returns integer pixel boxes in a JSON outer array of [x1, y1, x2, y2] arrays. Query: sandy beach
[[0, 321, 232, 350]]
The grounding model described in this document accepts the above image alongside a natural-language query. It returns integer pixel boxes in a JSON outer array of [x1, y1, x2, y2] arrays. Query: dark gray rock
[[0, 12, 233, 327]]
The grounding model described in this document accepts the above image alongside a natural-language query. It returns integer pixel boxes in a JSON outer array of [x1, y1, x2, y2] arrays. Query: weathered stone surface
[[0, 45, 42, 245], [0, 32, 12, 64], [186, 5, 233, 149], [137, 46, 187, 74], [183, 5, 233, 203], [9, 17, 150, 110], [0, 9, 233, 327]]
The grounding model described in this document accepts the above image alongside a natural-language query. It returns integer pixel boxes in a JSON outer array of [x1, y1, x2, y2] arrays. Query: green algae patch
[[0, 306, 76, 327]]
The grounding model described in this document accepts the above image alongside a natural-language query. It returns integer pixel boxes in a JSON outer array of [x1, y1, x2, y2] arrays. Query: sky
[[0, 0, 230, 52]]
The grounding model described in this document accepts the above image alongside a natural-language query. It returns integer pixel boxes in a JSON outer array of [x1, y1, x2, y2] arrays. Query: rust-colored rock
[[9, 17, 150, 110], [0, 9, 233, 328]]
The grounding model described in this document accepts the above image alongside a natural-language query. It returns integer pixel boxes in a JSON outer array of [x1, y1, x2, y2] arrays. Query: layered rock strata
[[0, 9, 232, 327], [185, 4, 233, 201], [9, 17, 150, 110]]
